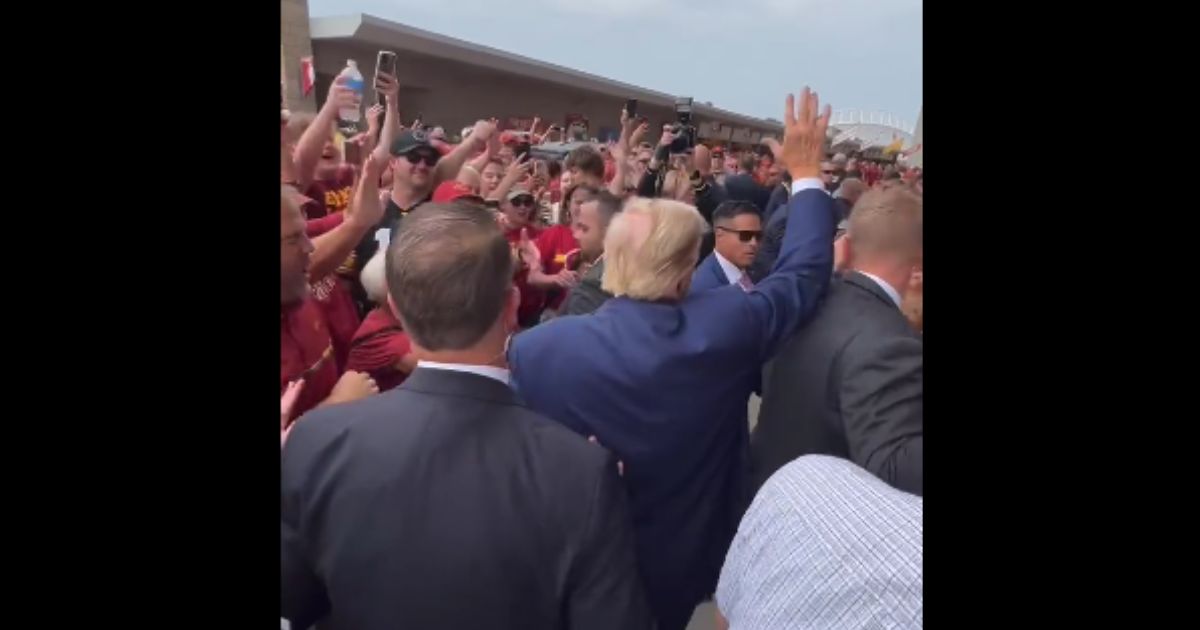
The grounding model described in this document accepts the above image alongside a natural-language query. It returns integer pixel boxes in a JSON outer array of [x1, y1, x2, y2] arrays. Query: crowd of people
[[281, 66, 924, 630]]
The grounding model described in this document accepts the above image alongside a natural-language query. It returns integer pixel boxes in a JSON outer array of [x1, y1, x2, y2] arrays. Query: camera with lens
[[669, 96, 696, 154]]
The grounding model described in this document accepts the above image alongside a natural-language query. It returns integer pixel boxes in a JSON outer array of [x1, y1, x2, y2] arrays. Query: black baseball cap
[[390, 129, 434, 156]]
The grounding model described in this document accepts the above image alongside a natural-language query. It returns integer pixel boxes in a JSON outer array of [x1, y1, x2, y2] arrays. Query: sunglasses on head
[[405, 151, 440, 167], [510, 195, 535, 207], [716, 226, 762, 243]]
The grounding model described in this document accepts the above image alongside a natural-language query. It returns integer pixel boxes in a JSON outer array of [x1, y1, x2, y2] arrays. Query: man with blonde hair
[[509, 88, 837, 630], [753, 184, 923, 496]]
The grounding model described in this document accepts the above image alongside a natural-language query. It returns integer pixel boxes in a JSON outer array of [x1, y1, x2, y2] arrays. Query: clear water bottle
[[337, 60, 364, 123]]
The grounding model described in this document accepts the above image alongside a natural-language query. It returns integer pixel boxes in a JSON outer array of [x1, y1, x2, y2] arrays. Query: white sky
[[307, 0, 922, 124]]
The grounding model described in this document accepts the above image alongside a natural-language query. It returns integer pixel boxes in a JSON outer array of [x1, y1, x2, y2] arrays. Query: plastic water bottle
[[337, 60, 364, 123]]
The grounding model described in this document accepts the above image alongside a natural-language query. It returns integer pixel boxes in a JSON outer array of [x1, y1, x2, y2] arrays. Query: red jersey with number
[[535, 225, 580, 312], [302, 165, 356, 219]]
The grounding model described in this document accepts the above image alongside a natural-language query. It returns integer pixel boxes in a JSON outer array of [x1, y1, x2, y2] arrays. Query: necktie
[[738, 272, 754, 292]]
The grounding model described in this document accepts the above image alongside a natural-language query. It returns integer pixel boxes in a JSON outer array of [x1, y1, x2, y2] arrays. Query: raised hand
[[374, 72, 399, 106], [505, 153, 533, 182], [658, 124, 679, 148], [629, 122, 649, 149], [471, 118, 499, 144], [322, 76, 357, 115], [773, 87, 830, 180]]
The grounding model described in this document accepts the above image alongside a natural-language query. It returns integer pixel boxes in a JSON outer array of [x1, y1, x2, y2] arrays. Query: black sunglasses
[[716, 226, 762, 243], [405, 151, 440, 167], [509, 196, 535, 207], [821, 169, 836, 175]]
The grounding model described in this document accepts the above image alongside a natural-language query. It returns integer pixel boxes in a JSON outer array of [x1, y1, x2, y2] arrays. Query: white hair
[[360, 250, 388, 305]]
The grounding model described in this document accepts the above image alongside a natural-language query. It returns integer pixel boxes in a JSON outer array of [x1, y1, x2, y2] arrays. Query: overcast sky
[[307, 0, 922, 127]]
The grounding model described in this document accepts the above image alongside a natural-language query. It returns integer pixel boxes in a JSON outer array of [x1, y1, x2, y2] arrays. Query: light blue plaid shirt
[[717, 456, 922, 629]]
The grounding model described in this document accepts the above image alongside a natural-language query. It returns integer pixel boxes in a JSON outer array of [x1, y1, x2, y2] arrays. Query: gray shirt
[[717, 455, 922, 629], [560, 258, 611, 316]]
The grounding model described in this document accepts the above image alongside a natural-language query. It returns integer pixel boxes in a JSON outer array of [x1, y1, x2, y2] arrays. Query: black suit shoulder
[[281, 370, 648, 630], [753, 273, 923, 495]]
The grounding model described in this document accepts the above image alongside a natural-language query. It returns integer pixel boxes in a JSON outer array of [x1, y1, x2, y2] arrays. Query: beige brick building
[[282, 2, 780, 144]]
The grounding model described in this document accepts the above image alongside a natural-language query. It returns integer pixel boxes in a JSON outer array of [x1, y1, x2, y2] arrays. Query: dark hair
[[561, 184, 600, 225], [738, 154, 758, 172], [564, 146, 605, 179], [583, 190, 623, 227], [385, 203, 513, 350], [546, 160, 562, 179], [712, 200, 761, 225]]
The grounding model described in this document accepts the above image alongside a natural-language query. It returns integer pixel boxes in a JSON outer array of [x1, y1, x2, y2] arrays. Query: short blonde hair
[[847, 186, 923, 262], [602, 197, 706, 300]]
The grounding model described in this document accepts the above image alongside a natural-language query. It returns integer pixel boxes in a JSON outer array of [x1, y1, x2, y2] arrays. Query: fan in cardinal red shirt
[[527, 184, 598, 315], [499, 189, 545, 328], [280, 186, 381, 425]]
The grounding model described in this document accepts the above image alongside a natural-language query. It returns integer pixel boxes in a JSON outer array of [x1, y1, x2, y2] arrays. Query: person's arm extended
[[565, 455, 654, 630], [372, 72, 401, 166], [746, 90, 834, 359], [293, 78, 354, 190], [839, 334, 923, 495], [433, 119, 496, 187], [308, 155, 387, 282], [488, 153, 533, 202], [608, 109, 638, 196]]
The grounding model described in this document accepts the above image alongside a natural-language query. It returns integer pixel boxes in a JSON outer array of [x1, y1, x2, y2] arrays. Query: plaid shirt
[[717, 456, 922, 629]]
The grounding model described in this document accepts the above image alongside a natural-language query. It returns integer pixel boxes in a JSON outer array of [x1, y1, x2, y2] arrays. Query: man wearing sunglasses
[[500, 189, 548, 328], [692, 201, 763, 293]]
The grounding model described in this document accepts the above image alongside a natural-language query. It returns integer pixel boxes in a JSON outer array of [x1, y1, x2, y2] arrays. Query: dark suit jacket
[[751, 272, 923, 496], [281, 368, 652, 630], [691, 251, 734, 293], [509, 187, 834, 627]]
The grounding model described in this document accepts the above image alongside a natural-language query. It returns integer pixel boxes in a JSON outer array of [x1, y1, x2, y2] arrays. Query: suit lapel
[[401, 368, 519, 406]]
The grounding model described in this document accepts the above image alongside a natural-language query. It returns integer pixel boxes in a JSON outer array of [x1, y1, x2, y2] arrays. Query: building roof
[[310, 13, 782, 133]]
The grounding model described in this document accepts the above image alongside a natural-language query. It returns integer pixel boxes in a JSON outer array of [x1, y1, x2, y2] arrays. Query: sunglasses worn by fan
[[405, 151, 440, 167], [509, 195, 535, 207], [716, 226, 762, 243]]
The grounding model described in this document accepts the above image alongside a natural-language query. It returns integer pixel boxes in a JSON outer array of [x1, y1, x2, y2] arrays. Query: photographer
[[636, 125, 727, 264]]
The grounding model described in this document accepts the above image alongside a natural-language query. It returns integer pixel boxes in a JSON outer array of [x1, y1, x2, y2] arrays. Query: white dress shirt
[[857, 272, 902, 308], [714, 250, 746, 286], [790, 177, 827, 196], [416, 360, 511, 386]]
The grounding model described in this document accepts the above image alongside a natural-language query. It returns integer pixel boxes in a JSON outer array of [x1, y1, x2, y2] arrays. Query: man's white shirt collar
[[417, 361, 511, 386], [714, 250, 746, 286], [856, 272, 903, 308]]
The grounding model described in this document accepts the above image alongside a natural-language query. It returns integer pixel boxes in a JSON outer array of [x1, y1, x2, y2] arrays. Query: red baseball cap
[[432, 181, 483, 204]]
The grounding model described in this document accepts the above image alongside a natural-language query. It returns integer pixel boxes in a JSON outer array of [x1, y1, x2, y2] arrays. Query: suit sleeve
[[838, 334, 923, 495], [281, 444, 331, 627], [566, 455, 654, 630], [744, 183, 834, 361]]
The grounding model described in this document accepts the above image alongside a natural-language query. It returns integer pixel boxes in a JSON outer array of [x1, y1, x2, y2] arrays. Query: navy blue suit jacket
[[691, 251, 733, 293], [509, 185, 834, 627]]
